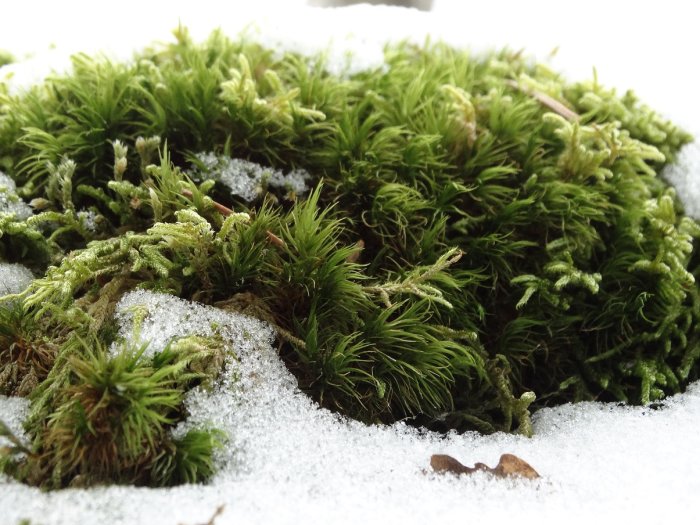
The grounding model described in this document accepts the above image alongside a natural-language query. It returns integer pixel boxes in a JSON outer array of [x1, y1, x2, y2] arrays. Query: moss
[[0, 50, 13, 68], [0, 27, 698, 487], [0, 302, 59, 397], [0, 334, 226, 489]]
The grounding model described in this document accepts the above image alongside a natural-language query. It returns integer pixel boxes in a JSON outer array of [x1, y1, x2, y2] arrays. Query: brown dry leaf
[[494, 453, 540, 479], [430, 453, 539, 480]]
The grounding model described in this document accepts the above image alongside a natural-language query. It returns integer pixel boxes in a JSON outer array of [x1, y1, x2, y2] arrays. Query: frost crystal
[[0, 171, 32, 220], [77, 209, 98, 232], [0, 262, 34, 296], [192, 153, 311, 201]]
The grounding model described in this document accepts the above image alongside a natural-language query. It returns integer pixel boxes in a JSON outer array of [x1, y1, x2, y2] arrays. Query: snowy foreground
[[2, 2, 700, 524], [2, 289, 700, 525]]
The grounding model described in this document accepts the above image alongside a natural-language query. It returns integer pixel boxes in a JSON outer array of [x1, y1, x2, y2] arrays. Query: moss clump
[[1, 27, 699, 487], [0, 302, 58, 397], [0, 334, 226, 489]]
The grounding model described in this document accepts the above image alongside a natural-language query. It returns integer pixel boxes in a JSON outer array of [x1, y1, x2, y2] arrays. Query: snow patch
[[2, 290, 699, 524], [0, 263, 34, 296], [0, 396, 29, 447], [0, 172, 32, 221], [663, 140, 700, 219], [192, 153, 311, 202]]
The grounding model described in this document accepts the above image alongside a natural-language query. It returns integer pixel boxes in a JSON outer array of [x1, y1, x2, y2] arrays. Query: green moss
[[0, 334, 226, 489], [0, 50, 13, 68], [1, 27, 699, 488]]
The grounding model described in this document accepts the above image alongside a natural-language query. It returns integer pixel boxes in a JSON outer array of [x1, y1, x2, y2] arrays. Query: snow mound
[[2, 290, 699, 524]]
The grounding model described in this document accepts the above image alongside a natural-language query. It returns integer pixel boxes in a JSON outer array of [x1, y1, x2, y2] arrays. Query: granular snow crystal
[[0, 263, 34, 296], [664, 140, 700, 219], [3, 290, 700, 525], [192, 153, 311, 202], [0, 172, 32, 221]]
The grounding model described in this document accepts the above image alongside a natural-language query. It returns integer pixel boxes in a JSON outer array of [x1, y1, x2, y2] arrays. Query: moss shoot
[[1, 27, 698, 488]]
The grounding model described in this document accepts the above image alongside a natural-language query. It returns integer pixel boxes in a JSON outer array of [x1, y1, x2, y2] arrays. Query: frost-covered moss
[[0, 27, 698, 488]]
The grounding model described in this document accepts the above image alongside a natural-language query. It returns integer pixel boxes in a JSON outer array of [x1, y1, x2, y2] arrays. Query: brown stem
[[266, 230, 286, 248], [505, 79, 580, 121], [181, 189, 234, 216]]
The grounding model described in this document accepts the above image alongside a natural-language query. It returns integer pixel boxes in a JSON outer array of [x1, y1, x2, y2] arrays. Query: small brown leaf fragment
[[266, 230, 287, 248], [430, 453, 539, 480], [346, 239, 365, 263], [493, 453, 540, 479], [430, 454, 476, 475]]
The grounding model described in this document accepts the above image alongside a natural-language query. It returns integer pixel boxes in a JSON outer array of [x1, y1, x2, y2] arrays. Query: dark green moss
[[0, 335, 226, 489], [1, 28, 699, 489]]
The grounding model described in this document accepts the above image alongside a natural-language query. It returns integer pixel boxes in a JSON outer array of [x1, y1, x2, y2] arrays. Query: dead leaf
[[430, 453, 539, 480], [493, 453, 539, 479]]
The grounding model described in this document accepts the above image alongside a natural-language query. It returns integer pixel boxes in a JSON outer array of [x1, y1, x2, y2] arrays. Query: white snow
[[76, 209, 98, 232], [3, 290, 700, 525], [0, 2, 699, 524], [0, 172, 32, 221], [193, 153, 311, 202], [0, 262, 34, 296], [663, 141, 700, 218], [0, 395, 29, 447]]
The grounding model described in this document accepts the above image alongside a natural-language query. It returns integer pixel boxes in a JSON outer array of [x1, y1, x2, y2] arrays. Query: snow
[[3, 290, 700, 524], [0, 396, 29, 449], [76, 209, 98, 232], [0, 262, 34, 296], [663, 141, 700, 218], [0, 172, 32, 221], [192, 153, 311, 202], [0, 2, 699, 524]]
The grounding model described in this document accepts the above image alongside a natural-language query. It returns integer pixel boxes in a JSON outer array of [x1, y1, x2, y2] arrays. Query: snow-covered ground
[[1, 2, 699, 524], [2, 289, 700, 525]]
